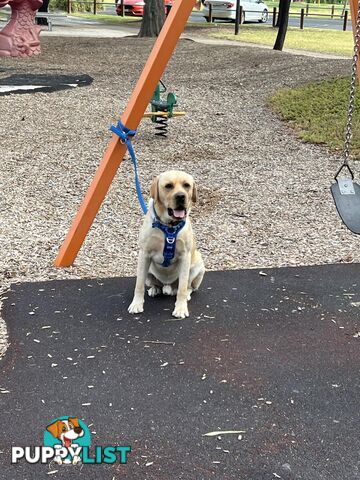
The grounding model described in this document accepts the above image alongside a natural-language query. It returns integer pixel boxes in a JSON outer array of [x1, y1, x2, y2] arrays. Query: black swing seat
[[331, 178, 360, 234]]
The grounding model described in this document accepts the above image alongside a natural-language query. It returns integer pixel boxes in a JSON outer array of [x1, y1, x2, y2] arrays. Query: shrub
[[49, 0, 105, 13]]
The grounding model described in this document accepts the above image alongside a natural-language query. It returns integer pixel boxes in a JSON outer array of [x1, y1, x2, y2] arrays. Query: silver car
[[203, 0, 269, 23]]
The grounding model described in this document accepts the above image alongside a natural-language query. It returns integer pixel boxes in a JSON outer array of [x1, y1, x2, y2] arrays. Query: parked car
[[203, 0, 269, 23], [116, 0, 173, 17]]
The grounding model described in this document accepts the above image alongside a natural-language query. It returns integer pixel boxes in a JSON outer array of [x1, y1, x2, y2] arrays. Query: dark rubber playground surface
[[1, 265, 360, 479]]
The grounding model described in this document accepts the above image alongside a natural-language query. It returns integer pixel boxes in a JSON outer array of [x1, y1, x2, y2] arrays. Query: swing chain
[[344, 0, 360, 165]]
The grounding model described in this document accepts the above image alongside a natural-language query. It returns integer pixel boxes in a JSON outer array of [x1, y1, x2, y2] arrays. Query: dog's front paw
[[172, 302, 189, 319], [128, 298, 144, 314]]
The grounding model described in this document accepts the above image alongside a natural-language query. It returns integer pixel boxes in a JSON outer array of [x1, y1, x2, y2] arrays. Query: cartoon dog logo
[[46, 417, 84, 464]]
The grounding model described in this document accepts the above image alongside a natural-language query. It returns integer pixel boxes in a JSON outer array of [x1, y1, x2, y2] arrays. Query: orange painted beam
[[55, 0, 196, 267], [350, 0, 360, 80]]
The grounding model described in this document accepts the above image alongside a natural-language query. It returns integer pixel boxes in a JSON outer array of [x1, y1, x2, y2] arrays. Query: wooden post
[[350, 0, 357, 33], [300, 8, 304, 29], [54, 0, 197, 267], [121, 0, 124, 17], [209, 3, 213, 22], [343, 9, 348, 30], [93, 0, 97, 14], [331, 4, 335, 19], [235, 0, 241, 35], [305, 2, 309, 16], [67, 0, 71, 14], [272, 6, 276, 27]]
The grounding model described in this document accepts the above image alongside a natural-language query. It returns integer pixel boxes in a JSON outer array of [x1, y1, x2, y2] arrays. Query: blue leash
[[110, 120, 184, 267], [110, 120, 148, 215]]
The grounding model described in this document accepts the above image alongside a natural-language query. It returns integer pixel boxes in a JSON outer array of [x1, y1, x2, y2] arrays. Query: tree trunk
[[139, 0, 166, 37], [273, 0, 290, 51], [275, 0, 286, 27], [342, 0, 348, 18], [36, 0, 49, 25]]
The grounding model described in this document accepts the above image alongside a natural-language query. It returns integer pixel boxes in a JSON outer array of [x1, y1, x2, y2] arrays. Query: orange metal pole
[[350, 0, 360, 79], [55, 0, 196, 267]]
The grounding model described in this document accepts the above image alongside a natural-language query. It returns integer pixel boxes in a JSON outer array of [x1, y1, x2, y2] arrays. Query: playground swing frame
[[55, 0, 196, 267], [55, 0, 360, 267]]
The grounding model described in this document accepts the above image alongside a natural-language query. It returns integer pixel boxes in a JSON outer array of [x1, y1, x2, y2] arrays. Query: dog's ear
[[46, 420, 61, 439], [150, 176, 159, 202], [191, 183, 198, 204], [68, 417, 79, 428]]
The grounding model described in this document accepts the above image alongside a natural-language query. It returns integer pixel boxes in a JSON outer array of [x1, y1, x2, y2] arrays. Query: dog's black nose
[[74, 427, 83, 435], [175, 193, 186, 206]]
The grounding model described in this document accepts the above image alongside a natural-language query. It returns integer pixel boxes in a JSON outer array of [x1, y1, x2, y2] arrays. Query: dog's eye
[[165, 183, 173, 190], [62, 426, 67, 432], [183, 183, 190, 189]]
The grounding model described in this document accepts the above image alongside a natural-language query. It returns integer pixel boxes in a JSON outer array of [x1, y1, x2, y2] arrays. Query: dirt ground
[[0, 36, 355, 356]]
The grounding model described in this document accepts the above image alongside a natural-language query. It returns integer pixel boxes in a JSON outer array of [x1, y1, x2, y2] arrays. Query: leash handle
[[110, 121, 148, 215]]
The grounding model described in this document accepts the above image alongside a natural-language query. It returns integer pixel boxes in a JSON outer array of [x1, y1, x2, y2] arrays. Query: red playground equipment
[[0, 0, 42, 57]]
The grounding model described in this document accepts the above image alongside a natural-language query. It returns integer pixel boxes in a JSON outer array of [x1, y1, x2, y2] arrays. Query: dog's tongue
[[173, 209, 185, 219], [64, 438, 72, 448]]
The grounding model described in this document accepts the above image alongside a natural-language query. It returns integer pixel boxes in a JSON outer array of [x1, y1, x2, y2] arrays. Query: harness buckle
[[166, 237, 176, 244]]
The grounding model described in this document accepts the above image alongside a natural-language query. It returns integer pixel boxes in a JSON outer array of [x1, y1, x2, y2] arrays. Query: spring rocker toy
[[143, 80, 185, 137]]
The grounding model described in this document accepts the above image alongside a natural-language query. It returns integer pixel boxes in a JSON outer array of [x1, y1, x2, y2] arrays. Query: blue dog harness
[[152, 209, 185, 267]]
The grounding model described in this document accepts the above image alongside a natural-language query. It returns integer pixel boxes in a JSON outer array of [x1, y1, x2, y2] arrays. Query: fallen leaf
[[203, 430, 246, 437]]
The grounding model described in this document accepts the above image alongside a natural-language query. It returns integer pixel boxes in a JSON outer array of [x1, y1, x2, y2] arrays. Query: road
[[55, 5, 351, 32], [189, 9, 350, 30]]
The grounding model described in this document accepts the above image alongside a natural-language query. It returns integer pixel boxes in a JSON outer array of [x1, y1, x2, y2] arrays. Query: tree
[[275, 0, 285, 27], [36, 0, 49, 26], [342, 0, 348, 19], [139, 0, 166, 37], [273, 0, 291, 51]]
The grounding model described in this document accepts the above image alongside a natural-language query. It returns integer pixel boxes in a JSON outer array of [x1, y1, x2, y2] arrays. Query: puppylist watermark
[[11, 416, 131, 466]]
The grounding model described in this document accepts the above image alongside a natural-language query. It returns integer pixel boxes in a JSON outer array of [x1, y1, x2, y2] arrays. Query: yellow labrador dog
[[128, 170, 205, 318]]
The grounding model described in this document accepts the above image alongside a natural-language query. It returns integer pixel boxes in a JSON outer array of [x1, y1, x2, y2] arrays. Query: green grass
[[70, 12, 141, 23], [211, 25, 353, 56], [269, 77, 360, 158]]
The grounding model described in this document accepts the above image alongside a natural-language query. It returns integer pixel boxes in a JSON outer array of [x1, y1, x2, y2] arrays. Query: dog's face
[[150, 170, 197, 224], [46, 417, 84, 448]]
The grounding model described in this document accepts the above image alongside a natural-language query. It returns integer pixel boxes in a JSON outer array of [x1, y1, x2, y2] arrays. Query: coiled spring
[[154, 116, 168, 137]]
